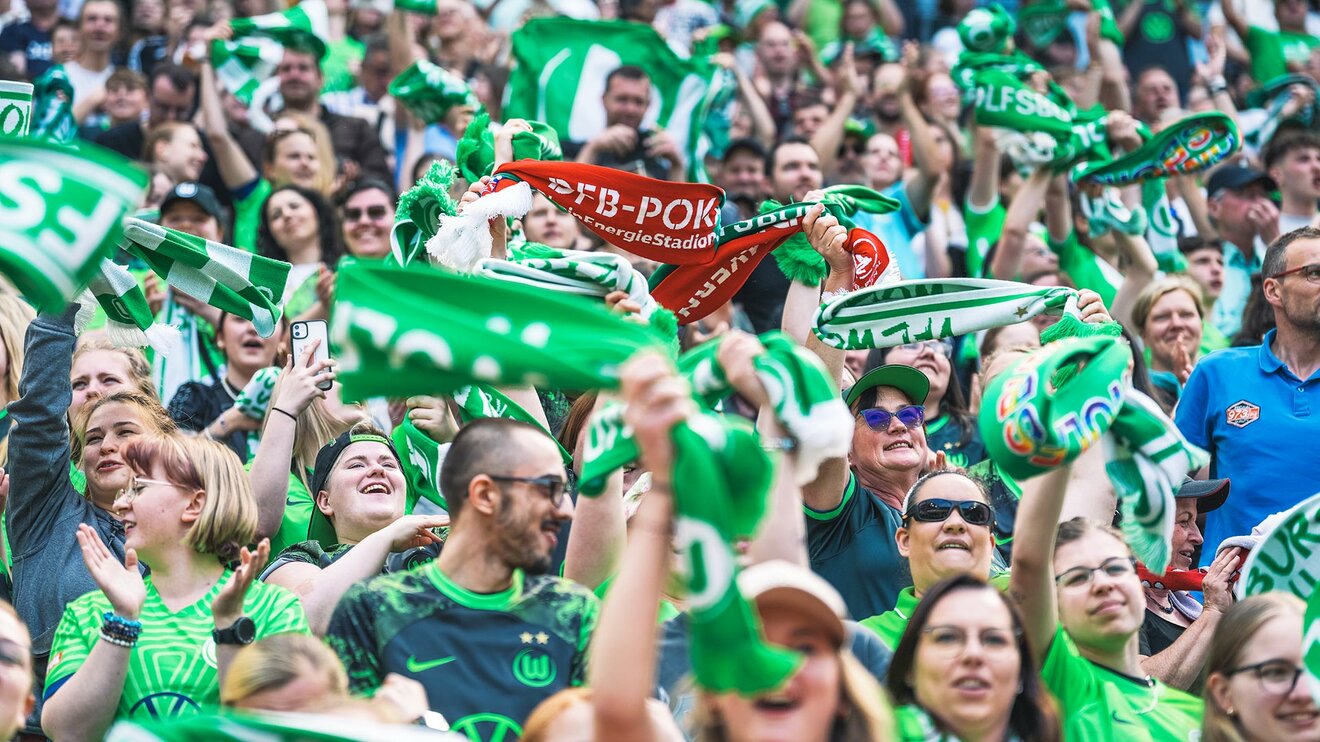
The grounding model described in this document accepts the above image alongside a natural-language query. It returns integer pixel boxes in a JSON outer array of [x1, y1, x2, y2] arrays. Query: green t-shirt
[[45, 572, 309, 720], [270, 470, 314, 557], [963, 197, 1004, 279], [1048, 230, 1121, 307], [859, 586, 919, 651], [1042, 625, 1203, 741], [1245, 26, 1320, 84], [233, 178, 273, 254], [326, 563, 599, 739]]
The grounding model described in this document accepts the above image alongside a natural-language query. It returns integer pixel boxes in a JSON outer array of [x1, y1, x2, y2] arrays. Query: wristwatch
[[212, 616, 257, 646]]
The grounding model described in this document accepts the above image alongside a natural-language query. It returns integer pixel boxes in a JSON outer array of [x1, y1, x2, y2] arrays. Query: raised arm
[[967, 125, 1001, 213], [899, 42, 941, 221], [990, 168, 1052, 280], [199, 25, 259, 191], [717, 52, 777, 150], [1219, 0, 1249, 44], [1008, 464, 1071, 667], [1108, 230, 1159, 330], [810, 45, 859, 178], [563, 393, 627, 591]]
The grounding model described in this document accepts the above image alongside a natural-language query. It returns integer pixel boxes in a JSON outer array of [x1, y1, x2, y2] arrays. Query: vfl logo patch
[[1226, 400, 1260, 429]]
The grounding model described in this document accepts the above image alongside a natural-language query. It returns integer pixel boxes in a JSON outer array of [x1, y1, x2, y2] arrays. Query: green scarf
[[0, 79, 32, 138], [1142, 178, 1185, 273], [450, 383, 573, 465], [1244, 74, 1320, 148], [1020, 2, 1068, 47], [813, 278, 1077, 351], [0, 138, 146, 311], [951, 50, 1045, 96], [233, 366, 281, 420], [767, 185, 903, 286], [119, 219, 291, 337], [392, 417, 446, 512], [390, 160, 459, 268], [456, 112, 563, 184], [82, 260, 180, 353], [979, 337, 1131, 481], [388, 60, 480, 126], [1104, 388, 1209, 575], [29, 66, 76, 143], [1079, 187, 1148, 238], [330, 260, 663, 401], [971, 69, 1074, 139], [1074, 112, 1240, 187], [211, 36, 284, 105]]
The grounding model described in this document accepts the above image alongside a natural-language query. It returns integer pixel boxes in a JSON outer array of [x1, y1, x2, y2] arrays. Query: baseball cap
[[1176, 476, 1229, 514], [739, 560, 849, 647], [844, 364, 930, 409], [160, 182, 225, 222], [307, 428, 404, 548], [1205, 166, 1277, 199]]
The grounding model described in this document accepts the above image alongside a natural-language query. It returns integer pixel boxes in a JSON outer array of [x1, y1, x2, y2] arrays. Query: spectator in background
[[338, 179, 395, 260], [1223, 0, 1320, 83], [143, 121, 209, 187], [0, 0, 58, 78], [1117, 0, 1202, 105], [568, 65, 685, 181], [65, 0, 122, 121], [95, 64, 202, 169], [320, 36, 394, 158], [518, 193, 585, 252], [78, 68, 147, 140], [1205, 166, 1281, 339], [717, 137, 769, 223], [1263, 130, 1320, 234], [126, 0, 168, 76], [1132, 67, 1182, 126]]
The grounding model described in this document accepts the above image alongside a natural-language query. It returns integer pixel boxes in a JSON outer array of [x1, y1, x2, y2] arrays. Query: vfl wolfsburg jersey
[[45, 572, 309, 720], [327, 564, 598, 742], [963, 197, 1004, 279]]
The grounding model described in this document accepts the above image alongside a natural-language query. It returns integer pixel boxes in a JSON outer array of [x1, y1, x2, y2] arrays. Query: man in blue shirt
[[1176, 226, 1320, 563]]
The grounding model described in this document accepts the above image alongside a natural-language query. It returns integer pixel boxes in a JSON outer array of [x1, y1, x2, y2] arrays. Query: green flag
[[388, 60, 480, 126], [211, 36, 284, 105], [0, 138, 147, 311], [214, 0, 329, 103], [505, 17, 721, 181]]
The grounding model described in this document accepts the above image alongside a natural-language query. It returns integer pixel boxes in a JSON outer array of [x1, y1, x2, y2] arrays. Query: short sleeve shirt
[[804, 472, 910, 618], [1245, 26, 1320, 83], [853, 181, 927, 279], [45, 574, 308, 719], [1048, 230, 1122, 307], [1042, 626, 1203, 740]]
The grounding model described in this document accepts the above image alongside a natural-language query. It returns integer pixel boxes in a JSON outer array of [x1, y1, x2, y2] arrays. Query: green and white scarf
[[119, 219, 291, 337], [82, 260, 181, 353], [1244, 74, 1320, 149], [1104, 388, 1209, 575], [1074, 112, 1240, 187], [1080, 187, 1148, 238], [0, 138, 147, 311], [451, 383, 572, 464], [213, 0, 328, 103], [971, 69, 1075, 139], [390, 160, 459, 268], [813, 278, 1077, 351], [392, 417, 446, 512], [455, 112, 562, 184], [330, 260, 664, 401], [29, 66, 76, 144], [388, 60, 481, 126], [212, 36, 284, 105], [234, 366, 281, 420]]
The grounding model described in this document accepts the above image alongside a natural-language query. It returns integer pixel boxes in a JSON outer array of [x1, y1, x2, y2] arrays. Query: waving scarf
[[390, 160, 460, 268], [1074, 112, 1241, 187], [388, 60, 480, 125], [82, 261, 180, 353], [456, 112, 563, 183]]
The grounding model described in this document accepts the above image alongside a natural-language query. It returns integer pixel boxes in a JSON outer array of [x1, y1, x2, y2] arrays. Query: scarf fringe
[[103, 319, 181, 356], [427, 181, 533, 273], [73, 290, 97, 334], [772, 235, 828, 286]]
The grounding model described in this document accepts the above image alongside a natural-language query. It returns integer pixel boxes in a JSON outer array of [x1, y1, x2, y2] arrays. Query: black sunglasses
[[489, 474, 568, 508], [903, 498, 994, 527], [343, 205, 389, 222]]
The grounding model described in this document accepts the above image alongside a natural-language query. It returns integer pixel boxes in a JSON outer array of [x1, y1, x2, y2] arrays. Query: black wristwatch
[[212, 616, 257, 646]]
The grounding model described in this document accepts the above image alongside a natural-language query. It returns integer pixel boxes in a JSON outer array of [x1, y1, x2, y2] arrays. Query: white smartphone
[[290, 319, 333, 391]]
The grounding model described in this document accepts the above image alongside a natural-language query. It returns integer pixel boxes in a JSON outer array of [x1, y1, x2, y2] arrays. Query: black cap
[[1206, 166, 1277, 199], [1176, 476, 1229, 513], [160, 182, 225, 222]]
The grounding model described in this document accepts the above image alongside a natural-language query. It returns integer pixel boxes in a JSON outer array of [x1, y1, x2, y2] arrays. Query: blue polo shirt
[[1174, 330, 1320, 565]]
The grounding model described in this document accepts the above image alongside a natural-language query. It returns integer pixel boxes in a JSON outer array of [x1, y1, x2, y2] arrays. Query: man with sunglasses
[[327, 418, 597, 737], [802, 362, 934, 619], [1177, 227, 1320, 570], [859, 470, 1005, 650]]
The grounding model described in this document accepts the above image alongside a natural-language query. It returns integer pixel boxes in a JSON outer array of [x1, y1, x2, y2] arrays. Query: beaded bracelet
[[99, 629, 137, 648], [102, 612, 143, 642]]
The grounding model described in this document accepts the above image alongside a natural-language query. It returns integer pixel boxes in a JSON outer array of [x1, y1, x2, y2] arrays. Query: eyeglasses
[[859, 405, 925, 430], [489, 475, 568, 508], [1271, 263, 1320, 284], [343, 205, 389, 222], [895, 339, 954, 358], [1054, 556, 1138, 589], [920, 625, 1020, 655], [1226, 660, 1306, 696], [119, 477, 185, 504], [904, 498, 994, 527]]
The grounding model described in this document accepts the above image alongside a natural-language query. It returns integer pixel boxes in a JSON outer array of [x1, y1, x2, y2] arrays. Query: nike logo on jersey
[[406, 655, 457, 673]]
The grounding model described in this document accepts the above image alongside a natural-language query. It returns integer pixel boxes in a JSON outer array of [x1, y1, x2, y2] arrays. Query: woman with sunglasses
[[886, 573, 1062, 741], [261, 422, 446, 634], [1012, 463, 1204, 739], [1203, 592, 1318, 742], [859, 470, 1003, 650], [41, 434, 309, 740], [338, 180, 397, 260], [879, 338, 985, 470]]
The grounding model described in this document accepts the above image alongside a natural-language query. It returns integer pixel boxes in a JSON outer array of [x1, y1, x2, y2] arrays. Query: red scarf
[[494, 161, 724, 266], [1136, 563, 1206, 592]]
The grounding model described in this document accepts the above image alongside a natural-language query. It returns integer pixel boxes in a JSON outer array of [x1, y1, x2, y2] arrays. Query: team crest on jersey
[[130, 692, 200, 720], [201, 637, 218, 668], [511, 647, 557, 688], [1226, 400, 1260, 429], [451, 712, 522, 742]]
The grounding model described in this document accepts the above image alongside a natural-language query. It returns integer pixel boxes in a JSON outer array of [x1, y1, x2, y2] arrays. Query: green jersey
[[233, 178, 272, 253], [269, 470, 313, 556], [45, 572, 308, 720], [963, 197, 1004, 279], [859, 586, 919, 650], [1048, 230, 1121, 307], [1246, 26, 1320, 84], [1042, 626, 1202, 741], [326, 563, 598, 742]]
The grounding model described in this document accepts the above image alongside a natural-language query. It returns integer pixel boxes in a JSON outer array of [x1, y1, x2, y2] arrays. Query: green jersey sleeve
[[45, 592, 105, 692], [1048, 230, 1120, 307], [963, 197, 1004, 279], [247, 580, 310, 638], [268, 471, 314, 557]]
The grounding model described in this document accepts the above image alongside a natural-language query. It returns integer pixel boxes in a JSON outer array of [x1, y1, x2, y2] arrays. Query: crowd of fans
[[0, 0, 1317, 739]]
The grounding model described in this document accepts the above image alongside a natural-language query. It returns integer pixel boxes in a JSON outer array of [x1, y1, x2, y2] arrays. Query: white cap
[[738, 560, 849, 647]]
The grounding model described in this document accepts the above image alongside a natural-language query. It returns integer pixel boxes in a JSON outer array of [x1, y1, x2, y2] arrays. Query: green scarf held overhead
[[29, 66, 76, 143], [971, 69, 1075, 139], [1245, 75, 1320, 148], [330, 260, 664, 401], [979, 337, 1131, 481], [813, 278, 1077, 351], [0, 138, 147, 311], [1019, 1, 1068, 47], [456, 112, 563, 184], [119, 219, 291, 337], [766, 185, 903, 286], [1074, 112, 1241, 187], [1142, 178, 1185, 273], [958, 4, 1015, 54], [951, 50, 1046, 96], [389, 60, 480, 126], [390, 160, 460, 268], [1079, 187, 1148, 238], [214, 0, 328, 104], [392, 417, 446, 512], [1103, 387, 1209, 575], [450, 383, 573, 465], [578, 400, 634, 496], [211, 36, 284, 106], [81, 260, 181, 353]]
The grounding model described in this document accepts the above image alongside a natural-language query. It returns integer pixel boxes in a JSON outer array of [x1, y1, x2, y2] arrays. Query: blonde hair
[[71, 337, 157, 399], [695, 652, 895, 742], [270, 113, 336, 197], [1203, 593, 1306, 742], [0, 294, 33, 466], [221, 633, 348, 709], [123, 432, 258, 560], [1131, 275, 1206, 332], [72, 391, 176, 465], [263, 372, 366, 491]]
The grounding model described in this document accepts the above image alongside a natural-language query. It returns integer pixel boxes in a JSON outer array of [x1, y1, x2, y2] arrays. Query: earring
[[1225, 706, 1235, 717]]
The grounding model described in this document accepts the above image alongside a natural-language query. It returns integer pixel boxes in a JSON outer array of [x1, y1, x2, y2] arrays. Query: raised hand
[[406, 395, 460, 442], [76, 524, 145, 620], [802, 204, 852, 278], [277, 339, 336, 415], [380, 514, 448, 553], [716, 331, 770, 409], [1076, 288, 1113, 324], [211, 539, 270, 629], [1201, 546, 1243, 614]]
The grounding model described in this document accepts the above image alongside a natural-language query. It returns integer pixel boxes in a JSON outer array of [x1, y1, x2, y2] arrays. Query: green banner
[[1240, 491, 1320, 600]]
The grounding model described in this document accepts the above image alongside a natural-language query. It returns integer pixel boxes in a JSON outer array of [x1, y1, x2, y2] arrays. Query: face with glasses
[[852, 387, 929, 479], [341, 188, 394, 259], [897, 476, 995, 592], [1053, 531, 1145, 649], [884, 341, 953, 408], [115, 464, 201, 552], [911, 587, 1023, 740], [317, 441, 407, 544], [1208, 609, 1319, 741], [1266, 237, 1320, 334], [485, 432, 574, 574]]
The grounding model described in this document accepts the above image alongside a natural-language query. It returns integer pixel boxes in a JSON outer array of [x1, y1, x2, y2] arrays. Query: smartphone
[[290, 320, 333, 391]]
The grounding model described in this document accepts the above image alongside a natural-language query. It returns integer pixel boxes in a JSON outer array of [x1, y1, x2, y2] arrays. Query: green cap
[[844, 364, 930, 409]]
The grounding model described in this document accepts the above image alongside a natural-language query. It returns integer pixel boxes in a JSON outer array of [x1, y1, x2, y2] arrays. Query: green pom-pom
[[649, 305, 679, 342], [396, 160, 459, 241], [1042, 314, 1123, 386], [456, 111, 493, 183], [773, 235, 828, 286]]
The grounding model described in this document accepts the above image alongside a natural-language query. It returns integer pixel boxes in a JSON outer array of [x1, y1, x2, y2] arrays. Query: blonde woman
[[41, 433, 309, 740], [1131, 276, 1208, 390]]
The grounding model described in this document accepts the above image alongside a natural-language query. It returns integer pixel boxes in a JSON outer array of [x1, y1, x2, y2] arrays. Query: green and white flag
[[118, 218, 291, 337], [505, 17, 723, 181], [212, 0, 329, 103], [0, 138, 147, 311], [212, 36, 284, 105], [813, 278, 1077, 351], [82, 259, 181, 353], [1239, 491, 1320, 601]]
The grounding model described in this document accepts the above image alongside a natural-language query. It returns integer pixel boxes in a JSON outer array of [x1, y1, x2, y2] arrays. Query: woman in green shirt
[[42, 433, 309, 740]]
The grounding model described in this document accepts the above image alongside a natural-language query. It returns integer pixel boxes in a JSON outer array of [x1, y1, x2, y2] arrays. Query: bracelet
[[99, 628, 137, 648], [271, 407, 298, 423], [102, 612, 143, 643]]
